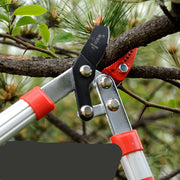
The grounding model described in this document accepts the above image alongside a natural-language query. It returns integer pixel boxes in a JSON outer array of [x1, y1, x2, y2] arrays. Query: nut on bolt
[[80, 65, 92, 77], [80, 105, 93, 118], [100, 76, 112, 89], [119, 64, 128, 73], [107, 98, 120, 111]]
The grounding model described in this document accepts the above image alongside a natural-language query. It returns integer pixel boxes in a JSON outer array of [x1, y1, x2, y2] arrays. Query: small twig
[[158, 166, 180, 180], [118, 84, 180, 113], [162, 78, 180, 89], [46, 113, 90, 144], [137, 82, 165, 121], [149, 121, 180, 136], [0, 38, 79, 57], [0, 33, 59, 58], [157, 0, 176, 25], [144, 126, 175, 152], [23, 48, 28, 56], [133, 111, 172, 128]]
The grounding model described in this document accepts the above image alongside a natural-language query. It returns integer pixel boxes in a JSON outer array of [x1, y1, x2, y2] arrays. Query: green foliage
[[35, 40, 47, 49], [0, 10, 9, 22], [0, 0, 180, 179], [59, 0, 132, 39], [0, 3, 48, 36], [38, 24, 50, 43], [12, 26, 20, 35], [13, 5, 47, 16], [16, 16, 36, 26], [52, 32, 74, 45], [0, 0, 10, 12]]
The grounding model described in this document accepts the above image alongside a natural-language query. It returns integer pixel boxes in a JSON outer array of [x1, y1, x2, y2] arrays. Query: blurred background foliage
[[0, 0, 180, 179]]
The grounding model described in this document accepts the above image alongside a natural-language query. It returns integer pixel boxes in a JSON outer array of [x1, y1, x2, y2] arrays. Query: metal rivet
[[107, 98, 120, 111], [80, 65, 92, 77], [100, 76, 112, 89], [80, 105, 93, 118], [119, 64, 128, 73]]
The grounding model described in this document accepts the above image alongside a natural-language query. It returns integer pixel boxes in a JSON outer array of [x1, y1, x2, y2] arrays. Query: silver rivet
[[80, 65, 92, 77], [80, 105, 93, 118], [100, 76, 112, 89], [107, 98, 120, 111], [119, 64, 128, 73]]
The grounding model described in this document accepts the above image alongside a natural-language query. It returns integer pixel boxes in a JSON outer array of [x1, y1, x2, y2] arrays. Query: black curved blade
[[81, 26, 110, 67], [72, 26, 110, 121]]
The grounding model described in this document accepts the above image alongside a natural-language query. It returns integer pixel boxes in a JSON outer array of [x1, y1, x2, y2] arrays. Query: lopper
[[0, 26, 154, 180]]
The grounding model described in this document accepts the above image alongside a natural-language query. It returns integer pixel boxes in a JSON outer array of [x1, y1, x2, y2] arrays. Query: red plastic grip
[[141, 177, 154, 180], [110, 130, 143, 156], [20, 86, 55, 120], [102, 48, 137, 82]]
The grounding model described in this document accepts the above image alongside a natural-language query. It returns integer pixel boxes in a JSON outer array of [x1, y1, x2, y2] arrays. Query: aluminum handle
[[0, 100, 36, 146], [121, 151, 153, 180]]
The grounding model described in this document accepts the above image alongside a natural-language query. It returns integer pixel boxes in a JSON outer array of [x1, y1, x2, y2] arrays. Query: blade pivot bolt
[[100, 76, 112, 89], [80, 65, 92, 77], [80, 105, 93, 118], [107, 98, 120, 111], [119, 64, 128, 73]]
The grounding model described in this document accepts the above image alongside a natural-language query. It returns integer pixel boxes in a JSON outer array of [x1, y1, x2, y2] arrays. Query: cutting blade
[[81, 26, 110, 67]]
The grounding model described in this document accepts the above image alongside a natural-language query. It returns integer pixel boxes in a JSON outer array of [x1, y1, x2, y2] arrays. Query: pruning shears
[[0, 26, 154, 180]]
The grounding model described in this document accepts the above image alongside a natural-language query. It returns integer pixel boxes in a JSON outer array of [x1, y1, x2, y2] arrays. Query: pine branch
[[46, 113, 89, 144], [118, 84, 180, 113], [132, 111, 172, 128], [128, 66, 180, 80], [0, 39, 79, 57], [98, 13, 180, 70], [158, 166, 180, 180], [0, 33, 59, 58], [158, 0, 176, 25], [1, 54, 180, 81]]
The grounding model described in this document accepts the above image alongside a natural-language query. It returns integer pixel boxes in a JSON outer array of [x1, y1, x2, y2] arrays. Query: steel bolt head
[[107, 98, 120, 111], [119, 64, 128, 73], [80, 65, 92, 77], [100, 76, 112, 89], [80, 105, 93, 118]]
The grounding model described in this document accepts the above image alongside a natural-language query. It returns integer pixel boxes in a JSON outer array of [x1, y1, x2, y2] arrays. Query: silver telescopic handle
[[95, 74, 154, 180], [121, 151, 153, 180], [0, 86, 56, 146], [0, 100, 36, 146], [110, 130, 154, 180], [0, 69, 74, 146]]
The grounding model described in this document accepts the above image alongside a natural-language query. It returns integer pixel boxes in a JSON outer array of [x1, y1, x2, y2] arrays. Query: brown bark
[[1, 55, 180, 80], [98, 14, 180, 70], [0, 3, 179, 79]]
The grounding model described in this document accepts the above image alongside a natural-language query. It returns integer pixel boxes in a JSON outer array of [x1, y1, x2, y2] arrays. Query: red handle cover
[[110, 130, 143, 156], [141, 177, 154, 180], [102, 48, 137, 82], [20, 86, 55, 120]]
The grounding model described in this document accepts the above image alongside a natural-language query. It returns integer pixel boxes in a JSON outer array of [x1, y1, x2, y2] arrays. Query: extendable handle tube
[[0, 87, 55, 146], [111, 130, 154, 180], [95, 73, 154, 180]]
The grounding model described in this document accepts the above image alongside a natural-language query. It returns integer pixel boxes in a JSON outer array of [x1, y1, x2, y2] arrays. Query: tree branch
[[1, 54, 180, 81], [0, 39, 79, 57], [0, 55, 75, 77], [128, 66, 180, 80], [132, 111, 172, 128], [158, 166, 180, 180], [144, 126, 175, 151], [98, 14, 180, 70], [46, 113, 89, 144], [118, 84, 180, 113], [158, 0, 176, 25], [0, 33, 59, 58]]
